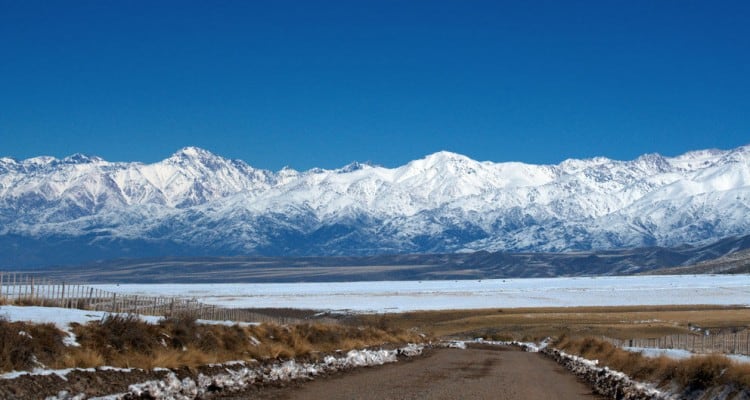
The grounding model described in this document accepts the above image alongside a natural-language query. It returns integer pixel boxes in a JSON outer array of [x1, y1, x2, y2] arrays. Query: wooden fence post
[[60, 282, 66, 308], [39, 279, 45, 307]]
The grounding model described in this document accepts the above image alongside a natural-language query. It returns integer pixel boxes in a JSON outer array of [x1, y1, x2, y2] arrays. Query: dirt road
[[221, 344, 604, 400]]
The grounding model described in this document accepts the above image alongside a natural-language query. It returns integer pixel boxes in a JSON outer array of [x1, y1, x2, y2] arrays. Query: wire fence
[[605, 330, 750, 356], [0, 271, 306, 325]]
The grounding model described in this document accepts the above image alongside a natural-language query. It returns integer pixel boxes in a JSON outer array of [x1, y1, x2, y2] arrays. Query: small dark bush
[[298, 323, 342, 345], [677, 355, 732, 390], [197, 330, 220, 352], [0, 316, 65, 372], [0, 317, 35, 371], [217, 325, 247, 351], [76, 314, 160, 359], [162, 312, 199, 349]]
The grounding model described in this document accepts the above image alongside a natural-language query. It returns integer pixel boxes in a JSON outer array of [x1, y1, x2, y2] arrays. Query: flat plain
[[90, 274, 750, 312]]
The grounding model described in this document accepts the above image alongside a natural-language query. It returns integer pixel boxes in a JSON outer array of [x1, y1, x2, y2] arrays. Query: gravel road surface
[[220, 344, 604, 400]]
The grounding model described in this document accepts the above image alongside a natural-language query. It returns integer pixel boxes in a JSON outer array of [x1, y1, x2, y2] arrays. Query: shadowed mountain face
[[2, 145, 750, 268], [23, 234, 750, 283]]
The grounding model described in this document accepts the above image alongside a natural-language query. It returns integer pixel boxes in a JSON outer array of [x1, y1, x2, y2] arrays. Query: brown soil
[[0, 367, 173, 399], [217, 345, 605, 400]]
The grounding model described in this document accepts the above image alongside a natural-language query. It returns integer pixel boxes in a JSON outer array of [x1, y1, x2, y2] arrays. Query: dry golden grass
[[1, 296, 47, 307], [357, 305, 750, 340], [114, 348, 217, 370], [61, 348, 105, 369], [555, 336, 750, 391], [0, 311, 425, 372]]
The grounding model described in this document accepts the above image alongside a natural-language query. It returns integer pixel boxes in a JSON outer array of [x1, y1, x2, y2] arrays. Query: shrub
[[74, 314, 161, 361], [0, 316, 66, 372], [676, 354, 732, 390], [161, 312, 198, 350]]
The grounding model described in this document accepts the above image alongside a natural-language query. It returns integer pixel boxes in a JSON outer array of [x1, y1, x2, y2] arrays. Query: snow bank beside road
[[49, 344, 425, 400], [542, 347, 672, 400]]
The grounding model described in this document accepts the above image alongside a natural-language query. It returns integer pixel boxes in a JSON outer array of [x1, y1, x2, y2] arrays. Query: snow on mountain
[[2, 144, 750, 265]]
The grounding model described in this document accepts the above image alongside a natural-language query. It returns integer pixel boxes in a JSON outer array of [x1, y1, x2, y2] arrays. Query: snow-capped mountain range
[[2, 145, 750, 266]]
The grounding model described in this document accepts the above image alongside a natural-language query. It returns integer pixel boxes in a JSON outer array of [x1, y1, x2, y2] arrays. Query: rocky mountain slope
[[2, 145, 749, 267]]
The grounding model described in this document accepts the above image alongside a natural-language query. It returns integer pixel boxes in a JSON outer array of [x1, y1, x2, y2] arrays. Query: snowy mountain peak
[[23, 155, 58, 166], [337, 161, 374, 173], [172, 146, 214, 158], [722, 145, 750, 163], [398, 151, 481, 178], [2, 143, 750, 265], [420, 150, 473, 166], [62, 153, 104, 164], [633, 152, 672, 173], [558, 156, 612, 174], [167, 146, 224, 164]]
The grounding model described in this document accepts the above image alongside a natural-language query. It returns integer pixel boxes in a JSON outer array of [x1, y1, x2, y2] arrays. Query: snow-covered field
[[90, 274, 750, 312]]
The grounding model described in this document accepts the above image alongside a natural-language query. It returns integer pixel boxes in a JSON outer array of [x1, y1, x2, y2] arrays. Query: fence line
[[604, 330, 750, 356], [0, 271, 306, 325]]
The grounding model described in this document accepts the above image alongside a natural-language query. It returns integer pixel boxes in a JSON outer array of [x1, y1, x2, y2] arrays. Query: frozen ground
[[90, 274, 750, 313]]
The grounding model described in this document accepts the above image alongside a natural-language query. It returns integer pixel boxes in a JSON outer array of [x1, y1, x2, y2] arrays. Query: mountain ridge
[[24, 233, 750, 283], [2, 144, 750, 267]]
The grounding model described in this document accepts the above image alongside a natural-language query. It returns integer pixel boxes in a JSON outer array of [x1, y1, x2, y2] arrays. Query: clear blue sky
[[1, 1, 748, 170]]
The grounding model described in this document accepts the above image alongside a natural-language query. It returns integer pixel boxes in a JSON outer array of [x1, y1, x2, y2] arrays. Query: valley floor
[[90, 274, 750, 312]]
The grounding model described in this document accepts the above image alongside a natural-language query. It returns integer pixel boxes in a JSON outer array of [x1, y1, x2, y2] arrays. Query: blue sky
[[1, 1, 748, 170]]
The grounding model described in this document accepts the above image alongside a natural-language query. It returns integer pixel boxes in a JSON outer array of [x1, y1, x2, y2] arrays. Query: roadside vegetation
[[4, 303, 750, 396], [0, 313, 424, 372], [554, 336, 750, 392]]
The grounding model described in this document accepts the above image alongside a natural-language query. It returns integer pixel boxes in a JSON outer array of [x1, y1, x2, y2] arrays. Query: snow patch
[[2, 368, 96, 380], [624, 346, 750, 364], [443, 340, 467, 349]]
